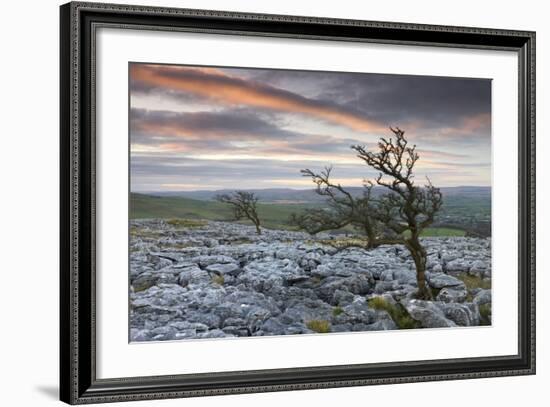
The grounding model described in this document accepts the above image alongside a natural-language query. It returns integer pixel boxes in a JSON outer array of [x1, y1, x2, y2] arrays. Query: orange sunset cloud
[[131, 64, 386, 133]]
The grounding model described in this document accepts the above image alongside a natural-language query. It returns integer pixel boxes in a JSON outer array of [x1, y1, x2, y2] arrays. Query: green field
[[418, 227, 465, 237], [130, 193, 466, 237], [130, 193, 318, 230]]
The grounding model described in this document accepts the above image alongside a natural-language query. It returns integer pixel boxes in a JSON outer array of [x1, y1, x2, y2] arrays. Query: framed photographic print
[[60, 1, 536, 404]]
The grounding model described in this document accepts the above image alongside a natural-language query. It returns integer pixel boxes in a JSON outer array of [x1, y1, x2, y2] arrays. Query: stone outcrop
[[129, 219, 492, 341]]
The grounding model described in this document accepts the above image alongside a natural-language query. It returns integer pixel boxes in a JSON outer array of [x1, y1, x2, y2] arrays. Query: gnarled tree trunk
[[406, 235, 432, 300], [364, 220, 379, 249], [253, 219, 262, 235]]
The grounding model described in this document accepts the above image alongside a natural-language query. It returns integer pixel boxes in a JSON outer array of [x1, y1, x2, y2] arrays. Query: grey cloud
[[131, 155, 377, 179], [228, 67, 491, 130], [131, 108, 373, 156], [131, 108, 294, 140]]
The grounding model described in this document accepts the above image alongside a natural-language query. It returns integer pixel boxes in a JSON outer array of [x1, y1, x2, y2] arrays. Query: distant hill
[[130, 193, 320, 230], [140, 186, 491, 204], [149, 187, 321, 203], [130, 185, 491, 237]]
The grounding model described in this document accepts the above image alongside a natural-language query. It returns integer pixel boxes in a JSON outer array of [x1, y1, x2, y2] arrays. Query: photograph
[[128, 63, 493, 342], [55, 1, 536, 404]]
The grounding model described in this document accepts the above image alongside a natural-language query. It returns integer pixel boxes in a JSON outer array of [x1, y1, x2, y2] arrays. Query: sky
[[129, 63, 491, 192]]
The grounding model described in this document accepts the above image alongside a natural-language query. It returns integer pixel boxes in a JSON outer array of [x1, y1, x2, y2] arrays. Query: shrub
[[306, 319, 331, 333], [368, 297, 420, 330]]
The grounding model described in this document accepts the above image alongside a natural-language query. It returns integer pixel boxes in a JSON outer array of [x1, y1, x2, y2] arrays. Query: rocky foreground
[[130, 219, 492, 342]]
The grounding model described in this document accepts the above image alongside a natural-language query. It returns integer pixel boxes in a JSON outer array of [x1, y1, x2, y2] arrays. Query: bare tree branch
[[291, 166, 381, 248]]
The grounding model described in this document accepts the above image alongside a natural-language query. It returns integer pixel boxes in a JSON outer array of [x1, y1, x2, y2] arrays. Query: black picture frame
[[60, 1, 536, 404]]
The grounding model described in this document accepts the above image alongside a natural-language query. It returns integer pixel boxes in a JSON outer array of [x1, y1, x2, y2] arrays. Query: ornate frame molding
[[60, 2, 535, 404]]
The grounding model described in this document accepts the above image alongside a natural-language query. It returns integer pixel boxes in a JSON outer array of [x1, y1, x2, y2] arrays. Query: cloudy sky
[[130, 63, 491, 192]]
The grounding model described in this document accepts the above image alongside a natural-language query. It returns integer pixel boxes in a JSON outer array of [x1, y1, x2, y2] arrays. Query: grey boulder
[[403, 299, 457, 328]]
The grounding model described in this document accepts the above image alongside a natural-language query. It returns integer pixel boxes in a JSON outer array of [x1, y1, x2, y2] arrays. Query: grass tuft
[[317, 237, 370, 250], [129, 227, 162, 239], [456, 273, 491, 290], [479, 303, 492, 325], [368, 297, 420, 329], [306, 319, 331, 333], [166, 218, 207, 228], [211, 275, 225, 286], [332, 306, 344, 317]]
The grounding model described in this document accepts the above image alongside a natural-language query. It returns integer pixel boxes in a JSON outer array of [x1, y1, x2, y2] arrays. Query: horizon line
[[131, 185, 492, 194]]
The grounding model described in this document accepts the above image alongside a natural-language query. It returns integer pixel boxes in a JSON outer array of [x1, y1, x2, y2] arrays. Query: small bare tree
[[216, 191, 262, 235], [290, 166, 380, 248]]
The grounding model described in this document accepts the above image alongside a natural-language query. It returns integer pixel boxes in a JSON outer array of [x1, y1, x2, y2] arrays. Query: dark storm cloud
[[240, 68, 491, 131], [344, 75, 491, 131]]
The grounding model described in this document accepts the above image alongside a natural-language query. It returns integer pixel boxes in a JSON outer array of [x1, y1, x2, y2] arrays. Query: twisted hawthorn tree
[[216, 191, 262, 235], [294, 127, 442, 300], [352, 127, 443, 299]]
